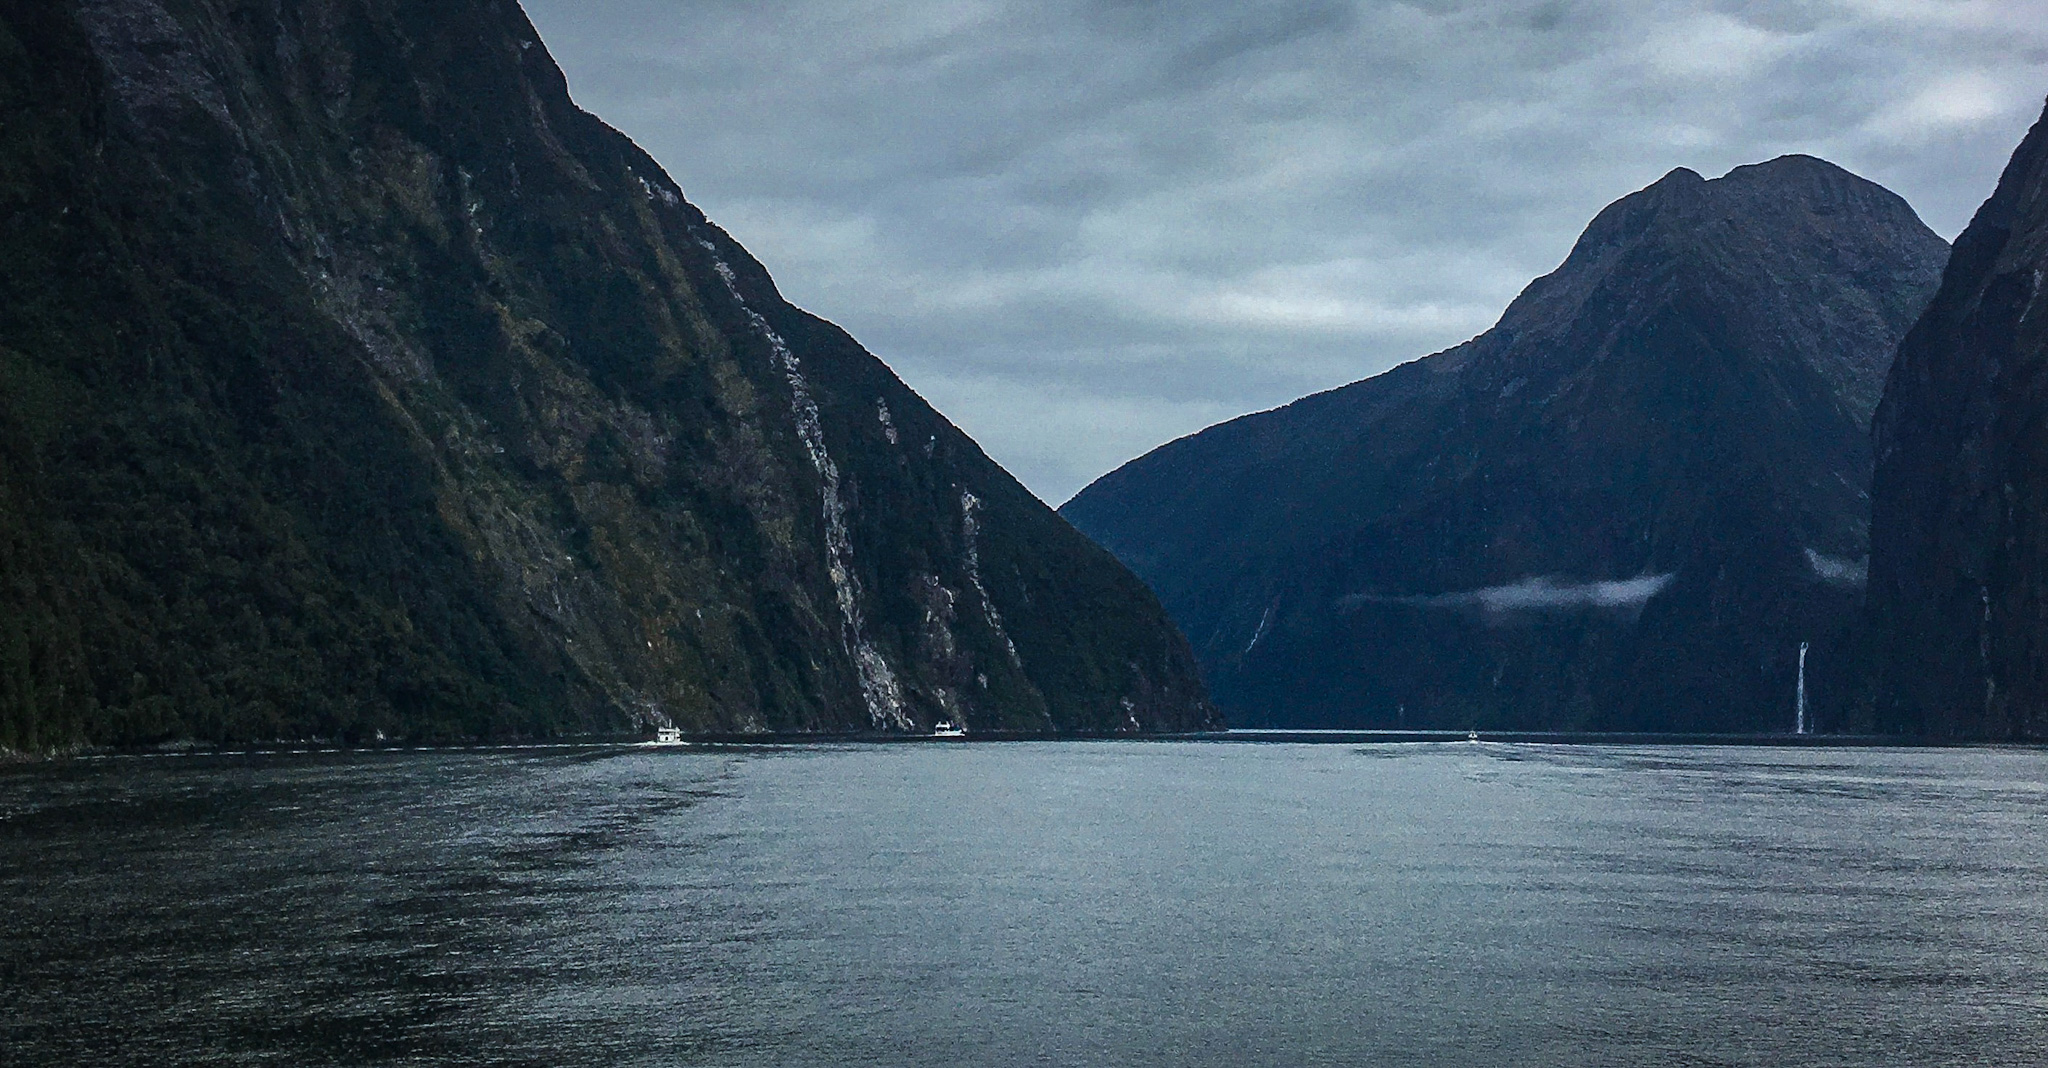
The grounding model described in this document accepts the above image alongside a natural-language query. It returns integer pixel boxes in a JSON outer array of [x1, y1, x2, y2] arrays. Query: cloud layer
[[522, 0, 2048, 502], [1343, 573, 1678, 620]]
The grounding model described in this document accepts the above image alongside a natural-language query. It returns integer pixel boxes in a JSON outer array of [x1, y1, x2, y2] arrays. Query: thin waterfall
[[1796, 641, 1809, 736]]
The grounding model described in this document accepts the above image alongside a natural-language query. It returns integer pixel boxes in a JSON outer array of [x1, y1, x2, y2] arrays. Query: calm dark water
[[5, 742, 2048, 1067]]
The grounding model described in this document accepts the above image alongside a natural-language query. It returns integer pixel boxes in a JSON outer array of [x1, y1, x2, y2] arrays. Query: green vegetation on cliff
[[0, 0, 1213, 748]]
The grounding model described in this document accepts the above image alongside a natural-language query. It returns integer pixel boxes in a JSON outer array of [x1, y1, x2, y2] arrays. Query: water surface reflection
[[4, 743, 2046, 1066]]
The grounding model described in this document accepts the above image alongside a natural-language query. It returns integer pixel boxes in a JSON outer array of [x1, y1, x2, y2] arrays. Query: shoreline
[[7, 729, 2038, 763]]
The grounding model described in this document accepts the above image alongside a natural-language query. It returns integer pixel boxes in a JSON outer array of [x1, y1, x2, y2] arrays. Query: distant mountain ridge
[[0, 0, 1214, 749], [1064, 156, 1948, 732]]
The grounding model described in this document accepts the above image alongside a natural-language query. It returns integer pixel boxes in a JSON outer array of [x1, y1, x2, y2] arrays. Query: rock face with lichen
[[1867, 98, 2048, 741], [0, 0, 1214, 748], [1065, 158, 1946, 733]]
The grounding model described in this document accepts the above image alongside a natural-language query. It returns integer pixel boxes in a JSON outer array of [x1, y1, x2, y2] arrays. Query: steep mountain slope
[[1065, 158, 1946, 732], [0, 0, 1213, 750], [1868, 99, 2048, 741]]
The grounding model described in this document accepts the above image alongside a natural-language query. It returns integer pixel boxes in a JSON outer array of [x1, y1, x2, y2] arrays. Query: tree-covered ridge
[[0, 0, 1213, 749]]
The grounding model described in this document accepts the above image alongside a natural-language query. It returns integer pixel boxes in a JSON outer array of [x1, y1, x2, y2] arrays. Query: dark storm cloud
[[522, 0, 2048, 503]]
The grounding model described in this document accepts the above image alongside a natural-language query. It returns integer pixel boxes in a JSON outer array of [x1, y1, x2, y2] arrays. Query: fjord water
[[5, 744, 2047, 1067]]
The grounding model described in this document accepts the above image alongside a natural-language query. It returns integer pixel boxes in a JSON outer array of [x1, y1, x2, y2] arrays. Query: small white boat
[[1467, 730, 1480, 743], [649, 726, 685, 745], [932, 720, 967, 739]]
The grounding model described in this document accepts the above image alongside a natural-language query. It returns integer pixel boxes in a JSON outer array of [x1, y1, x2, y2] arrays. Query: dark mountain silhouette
[[1868, 97, 2048, 741], [1065, 157, 1946, 732], [0, 0, 1213, 750]]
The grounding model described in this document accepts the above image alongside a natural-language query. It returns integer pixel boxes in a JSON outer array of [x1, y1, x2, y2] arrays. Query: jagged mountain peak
[[1543, 155, 1926, 268], [1486, 156, 1944, 422], [1064, 156, 1947, 732]]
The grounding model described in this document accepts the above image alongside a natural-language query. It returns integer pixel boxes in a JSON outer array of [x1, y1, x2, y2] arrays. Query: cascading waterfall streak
[[693, 234, 910, 730]]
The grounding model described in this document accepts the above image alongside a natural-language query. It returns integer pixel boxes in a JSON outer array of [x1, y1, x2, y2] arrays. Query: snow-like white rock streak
[[876, 399, 899, 445], [637, 174, 680, 208], [1244, 601, 1276, 654], [961, 491, 1022, 668], [696, 237, 910, 730]]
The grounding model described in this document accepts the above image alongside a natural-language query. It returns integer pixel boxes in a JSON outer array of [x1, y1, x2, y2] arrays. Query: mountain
[[1867, 98, 2048, 741], [0, 0, 1214, 750], [1063, 158, 1947, 732]]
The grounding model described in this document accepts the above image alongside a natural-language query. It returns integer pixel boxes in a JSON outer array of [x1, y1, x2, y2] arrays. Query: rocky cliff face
[[1867, 100, 2048, 741], [0, 0, 1214, 748], [1064, 157, 1946, 732]]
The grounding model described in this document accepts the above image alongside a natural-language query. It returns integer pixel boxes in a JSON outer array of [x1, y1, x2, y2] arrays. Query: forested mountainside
[[1066, 157, 1946, 732], [1868, 98, 2048, 741], [0, 0, 1214, 750]]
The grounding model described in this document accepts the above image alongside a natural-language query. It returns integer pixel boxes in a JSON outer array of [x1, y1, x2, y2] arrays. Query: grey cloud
[[1158, 3, 1358, 88], [1341, 573, 1678, 622], [523, 0, 2048, 502], [1805, 549, 1869, 587]]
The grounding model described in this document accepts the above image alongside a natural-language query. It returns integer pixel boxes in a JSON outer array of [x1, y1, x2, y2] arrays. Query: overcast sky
[[522, 0, 2048, 504]]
